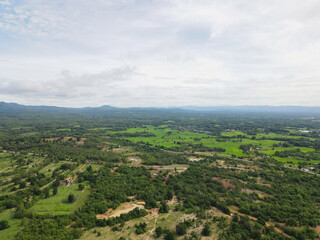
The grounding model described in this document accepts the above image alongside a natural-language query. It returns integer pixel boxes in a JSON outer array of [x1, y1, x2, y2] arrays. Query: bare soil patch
[[212, 177, 236, 190], [96, 200, 145, 220]]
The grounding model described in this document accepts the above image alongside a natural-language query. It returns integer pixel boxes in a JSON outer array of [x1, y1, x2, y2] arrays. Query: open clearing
[[97, 201, 145, 220], [0, 209, 21, 240], [31, 184, 89, 215]]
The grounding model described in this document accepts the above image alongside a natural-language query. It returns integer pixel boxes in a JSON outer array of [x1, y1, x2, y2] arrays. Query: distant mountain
[[83, 105, 117, 110], [179, 105, 320, 113], [1, 101, 320, 115], [0, 102, 84, 115]]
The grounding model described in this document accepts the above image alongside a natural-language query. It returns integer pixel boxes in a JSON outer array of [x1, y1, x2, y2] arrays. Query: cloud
[[0, 65, 136, 99], [0, 0, 10, 6], [0, 0, 319, 107]]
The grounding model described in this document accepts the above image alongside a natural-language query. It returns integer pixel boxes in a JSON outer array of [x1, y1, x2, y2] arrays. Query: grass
[[120, 126, 278, 157], [80, 209, 185, 240], [221, 131, 248, 137], [0, 153, 14, 172], [88, 127, 112, 131], [31, 184, 89, 215], [260, 146, 314, 156], [56, 128, 71, 131], [0, 209, 21, 240], [114, 126, 319, 164], [274, 157, 320, 165]]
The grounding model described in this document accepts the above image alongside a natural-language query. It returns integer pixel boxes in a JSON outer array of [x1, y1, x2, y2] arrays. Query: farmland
[[1, 108, 320, 239], [31, 184, 89, 215], [116, 125, 318, 165]]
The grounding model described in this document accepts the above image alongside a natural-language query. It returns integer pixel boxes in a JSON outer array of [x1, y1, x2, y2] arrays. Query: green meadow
[[31, 184, 89, 215], [0, 153, 13, 172], [0, 210, 21, 240], [117, 126, 317, 162]]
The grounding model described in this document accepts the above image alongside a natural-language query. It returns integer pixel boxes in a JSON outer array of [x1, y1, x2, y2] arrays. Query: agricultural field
[[1, 109, 320, 239], [31, 184, 89, 215], [115, 125, 318, 165]]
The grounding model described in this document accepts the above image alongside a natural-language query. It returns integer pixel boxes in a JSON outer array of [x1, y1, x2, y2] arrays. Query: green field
[[0, 210, 21, 240], [0, 153, 14, 172], [116, 126, 317, 161], [31, 184, 89, 215]]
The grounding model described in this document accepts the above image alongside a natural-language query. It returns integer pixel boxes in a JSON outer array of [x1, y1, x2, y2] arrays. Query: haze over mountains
[[1, 101, 320, 115]]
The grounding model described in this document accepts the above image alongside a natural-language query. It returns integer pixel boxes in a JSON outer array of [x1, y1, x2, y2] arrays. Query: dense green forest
[[1, 107, 320, 239]]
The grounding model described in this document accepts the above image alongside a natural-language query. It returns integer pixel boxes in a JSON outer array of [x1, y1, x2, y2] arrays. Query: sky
[[0, 0, 320, 107]]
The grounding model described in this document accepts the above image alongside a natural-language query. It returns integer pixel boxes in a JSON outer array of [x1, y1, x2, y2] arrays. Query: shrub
[[68, 193, 75, 203]]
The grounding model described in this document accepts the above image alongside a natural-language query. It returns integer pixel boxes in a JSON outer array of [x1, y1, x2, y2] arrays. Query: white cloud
[[0, 65, 136, 99], [0, 0, 319, 107], [0, 0, 10, 6]]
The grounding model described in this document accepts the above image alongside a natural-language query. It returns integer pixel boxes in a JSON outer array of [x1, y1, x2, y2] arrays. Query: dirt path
[[230, 209, 290, 238], [265, 222, 290, 238], [40, 179, 56, 190], [168, 195, 177, 205], [164, 172, 174, 185], [72, 163, 87, 183], [147, 211, 159, 240], [40, 169, 70, 190]]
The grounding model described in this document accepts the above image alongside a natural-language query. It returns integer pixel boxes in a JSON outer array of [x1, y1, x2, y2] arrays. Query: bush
[[155, 226, 163, 238], [135, 222, 147, 235], [164, 230, 175, 240], [0, 220, 9, 230], [68, 193, 75, 203], [159, 201, 169, 213], [202, 222, 211, 236], [176, 222, 187, 235]]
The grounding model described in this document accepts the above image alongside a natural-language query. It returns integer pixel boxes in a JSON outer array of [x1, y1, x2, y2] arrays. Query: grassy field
[[274, 157, 320, 165], [81, 204, 220, 240], [31, 184, 89, 215], [81, 209, 189, 240], [221, 131, 248, 137], [0, 153, 14, 172], [116, 126, 317, 162], [260, 146, 314, 156], [0, 209, 21, 240], [39, 160, 71, 176]]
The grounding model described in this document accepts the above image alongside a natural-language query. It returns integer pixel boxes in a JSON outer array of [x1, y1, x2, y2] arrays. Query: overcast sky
[[0, 0, 319, 107]]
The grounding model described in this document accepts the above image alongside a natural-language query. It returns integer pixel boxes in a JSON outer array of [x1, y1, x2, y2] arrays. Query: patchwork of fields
[[116, 126, 317, 164]]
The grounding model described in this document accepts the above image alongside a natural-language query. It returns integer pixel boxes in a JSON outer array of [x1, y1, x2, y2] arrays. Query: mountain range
[[1, 101, 320, 114]]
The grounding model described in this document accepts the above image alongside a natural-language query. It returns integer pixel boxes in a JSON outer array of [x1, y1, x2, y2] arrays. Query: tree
[[176, 223, 187, 235], [155, 226, 163, 238], [159, 201, 169, 213], [232, 213, 239, 222], [86, 165, 93, 172], [68, 193, 75, 203], [202, 222, 211, 236], [0, 220, 9, 230], [19, 181, 26, 189], [44, 188, 50, 198], [52, 179, 60, 188], [135, 222, 147, 235], [53, 187, 58, 195], [164, 231, 175, 240], [78, 184, 84, 190]]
